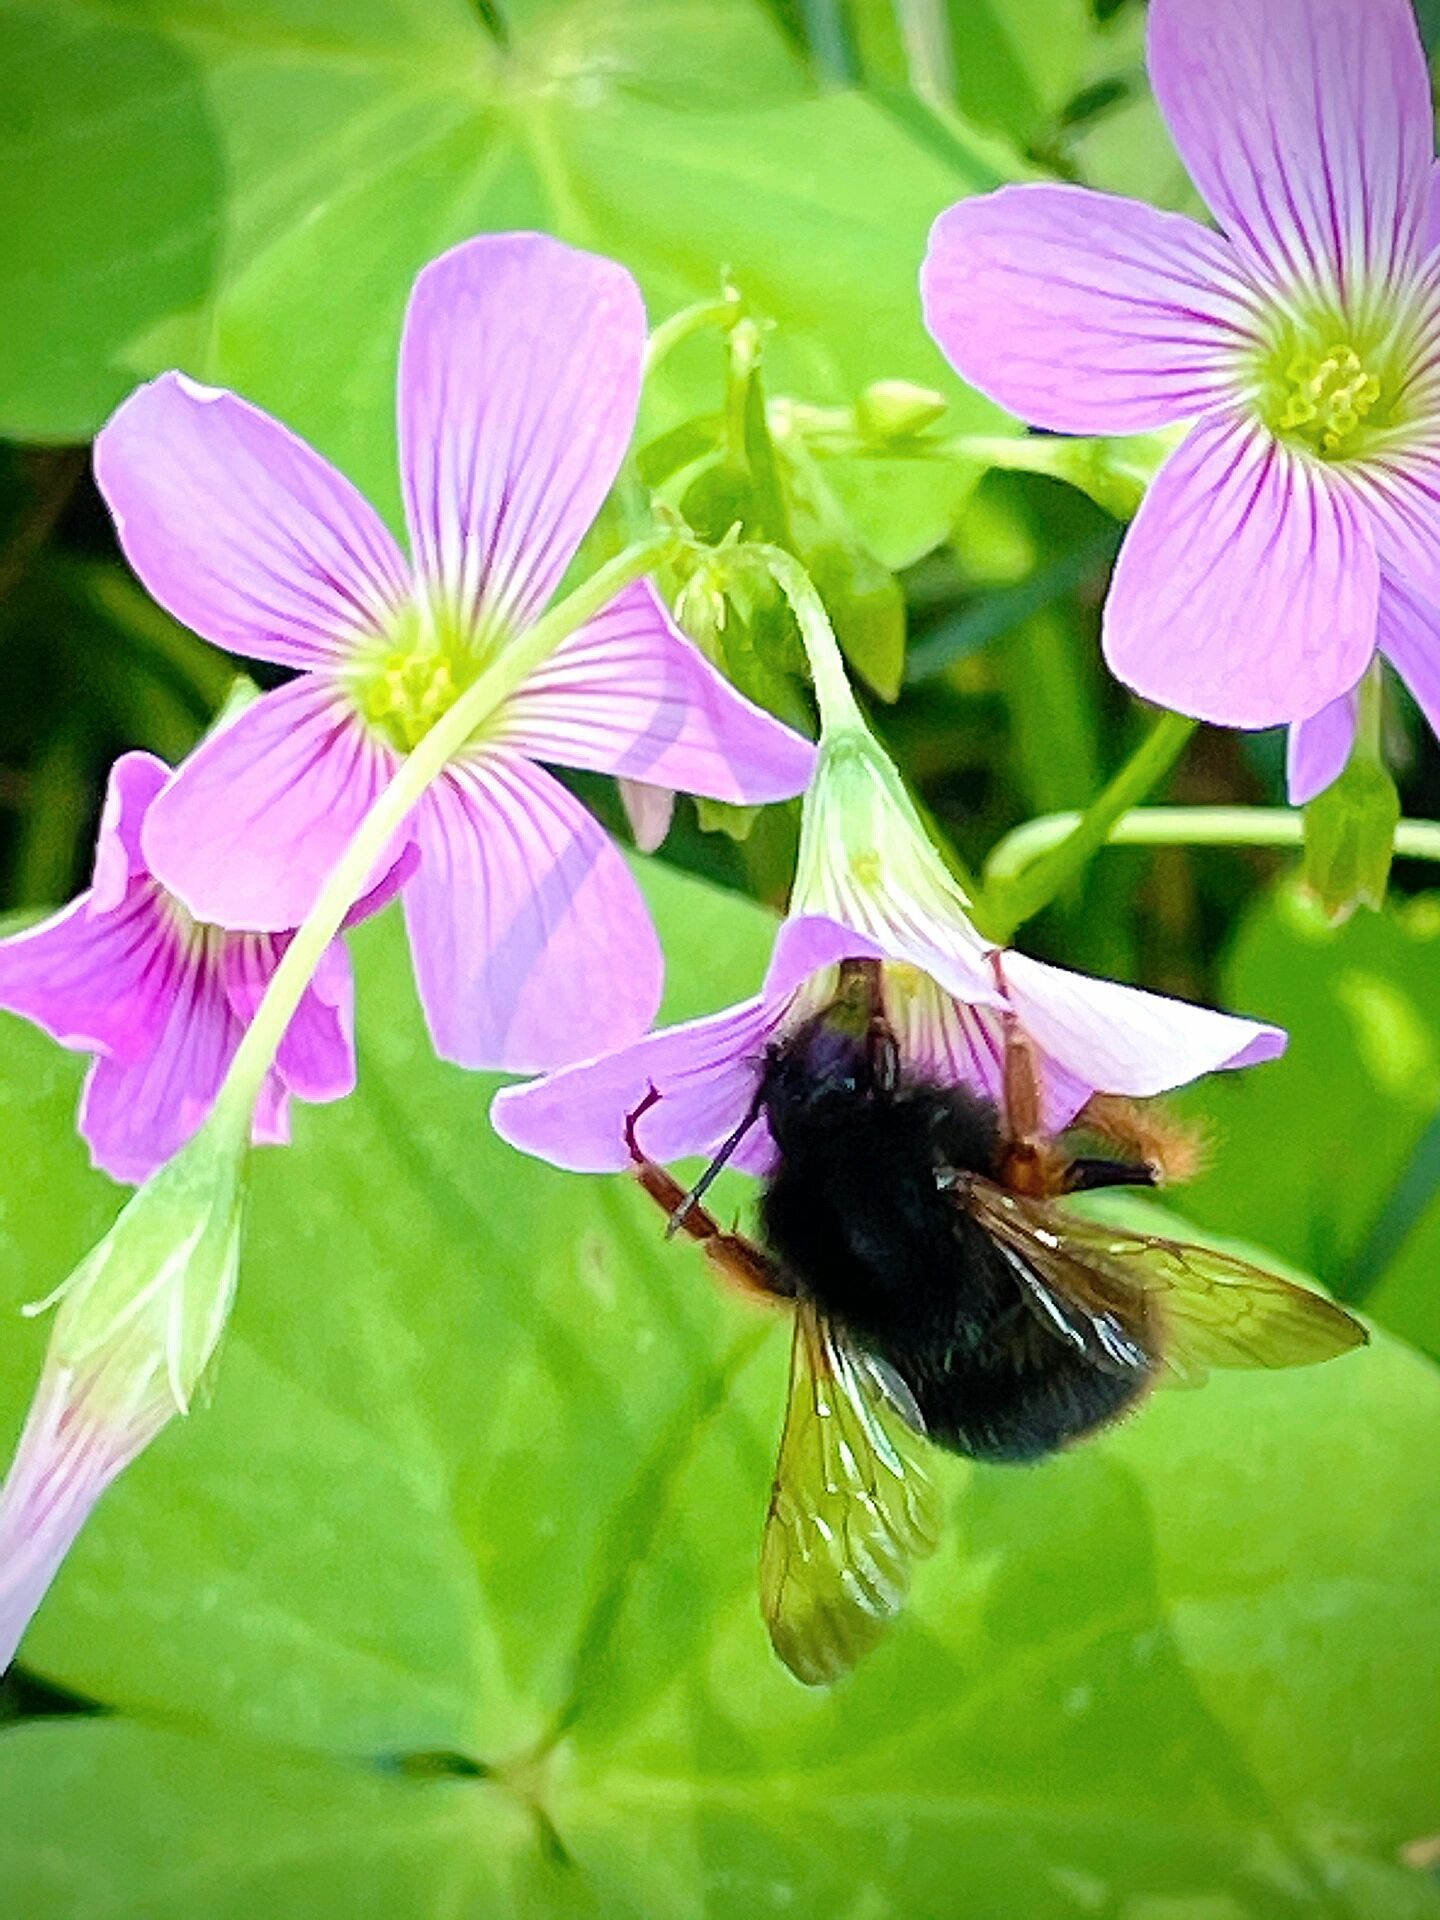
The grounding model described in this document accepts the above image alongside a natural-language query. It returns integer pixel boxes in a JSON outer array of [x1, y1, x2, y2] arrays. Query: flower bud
[[855, 380, 948, 443], [0, 1103, 248, 1667]]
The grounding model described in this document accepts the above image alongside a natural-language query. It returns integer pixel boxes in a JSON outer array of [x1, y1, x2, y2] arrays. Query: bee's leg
[[1062, 1156, 1158, 1194], [991, 961, 1066, 1197], [1071, 1092, 1204, 1186], [623, 1089, 787, 1303]]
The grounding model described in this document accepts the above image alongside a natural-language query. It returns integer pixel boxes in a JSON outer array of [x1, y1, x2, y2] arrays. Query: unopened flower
[[95, 234, 814, 1072], [0, 1104, 247, 1668], [0, 752, 363, 1183], [923, 0, 1440, 786], [493, 726, 1283, 1172]]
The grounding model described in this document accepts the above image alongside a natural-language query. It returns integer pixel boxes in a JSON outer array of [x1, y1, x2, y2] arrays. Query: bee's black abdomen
[[759, 1071, 1151, 1465]]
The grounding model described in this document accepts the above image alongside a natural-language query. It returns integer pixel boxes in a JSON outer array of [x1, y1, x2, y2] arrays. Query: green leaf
[[1, 862, 1439, 1913], [1178, 880, 1440, 1356], [0, 0, 1011, 559]]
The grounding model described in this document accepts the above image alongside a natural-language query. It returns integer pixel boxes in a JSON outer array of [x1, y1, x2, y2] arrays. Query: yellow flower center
[[1251, 295, 1423, 463], [349, 604, 487, 753], [1275, 342, 1383, 456]]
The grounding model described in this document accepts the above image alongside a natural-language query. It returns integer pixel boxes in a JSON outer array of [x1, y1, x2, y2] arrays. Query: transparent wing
[[959, 1178, 1367, 1387], [760, 1301, 943, 1686]]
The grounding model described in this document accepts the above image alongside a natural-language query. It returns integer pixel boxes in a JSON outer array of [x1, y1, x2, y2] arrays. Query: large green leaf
[[1179, 880, 1440, 1358], [0, 859, 1438, 1914], [0, 0, 1010, 556]]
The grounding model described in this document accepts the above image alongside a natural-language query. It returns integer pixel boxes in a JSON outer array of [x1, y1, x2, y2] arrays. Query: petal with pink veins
[[220, 933, 356, 1107], [398, 233, 645, 640], [1286, 688, 1360, 804], [142, 679, 404, 932], [922, 184, 1261, 433], [1377, 569, 1440, 740], [1104, 412, 1378, 726], [403, 749, 661, 1074], [1148, 0, 1433, 298], [494, 581, 816, 801], [492, 914, 889, 1173], [79, 955, 241, 1184], [999, 950, 1285, 1101], [0, 755, 179, 1060], [94, 374, 410, 671], [1347, 448, 1440, 617]]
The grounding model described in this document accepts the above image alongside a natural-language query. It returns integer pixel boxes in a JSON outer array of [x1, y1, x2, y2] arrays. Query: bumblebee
[[626, 959, 1366, 1685]]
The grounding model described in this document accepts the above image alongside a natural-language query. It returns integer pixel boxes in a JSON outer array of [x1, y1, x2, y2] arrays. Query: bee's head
[[759, 1012, 882, 1150]]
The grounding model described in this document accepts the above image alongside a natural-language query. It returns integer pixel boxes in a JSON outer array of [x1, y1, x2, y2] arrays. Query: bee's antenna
[[666, 1086, 765, 1238]]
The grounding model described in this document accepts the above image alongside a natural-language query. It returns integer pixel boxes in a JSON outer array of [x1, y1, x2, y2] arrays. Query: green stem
[[216, 532, 679, 1120], [982, 712, 1196, 939], [985, 803, 1440, 883], [752, 542, 864, 736], [642, 295, 742, 383]]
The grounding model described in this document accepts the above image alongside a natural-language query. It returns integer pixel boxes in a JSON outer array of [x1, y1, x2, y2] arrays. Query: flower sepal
[[1302, 744, 1400, 924]]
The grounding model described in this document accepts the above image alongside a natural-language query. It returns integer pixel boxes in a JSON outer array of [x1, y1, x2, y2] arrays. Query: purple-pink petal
[[1346, 447, 1440, 614], [998, 951, 1286, 1100], [1377, 569, 1440, 743], [491, 914, 888, 1173], [220, 933, 356, 1108], [78, 955, 239, 1183], [0, 755, 172, 1060], [142, 679, 404, 932], [1286, 689, 1360, 804], [403, 749, 662, 1074], [1147, 0, 1433, 299], [94, 373, 410, 672], [494, 581, 816, 802], [1103, 411, 1379, 726], [398, 232, 645, 640], [922, 184, 1260, 434]]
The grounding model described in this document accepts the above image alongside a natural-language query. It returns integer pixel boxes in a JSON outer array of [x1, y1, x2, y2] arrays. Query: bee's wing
[[959, 1179, 1367, 1387], [760, 1300, 943, 1686]]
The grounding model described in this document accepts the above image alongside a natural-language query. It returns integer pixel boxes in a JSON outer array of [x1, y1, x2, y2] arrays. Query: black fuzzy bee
[[625, 959, 1366, 1685]]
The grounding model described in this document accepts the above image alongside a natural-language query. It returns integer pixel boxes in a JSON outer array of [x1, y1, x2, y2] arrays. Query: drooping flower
[[0, 1101, 246, 1668], [94, 234, 815, 1074], [492, 725, 1283, 1176], [0, 751, 365, 1184], [922, 0, 1440, 792]]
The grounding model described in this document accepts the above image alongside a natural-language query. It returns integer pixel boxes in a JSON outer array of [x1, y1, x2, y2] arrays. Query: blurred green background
[[0, 0, 1438, 1914]]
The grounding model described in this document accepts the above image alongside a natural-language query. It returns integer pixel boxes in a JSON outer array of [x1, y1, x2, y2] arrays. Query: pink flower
[[0, 752, 360, 1183], [492, 721, 1284, 1173], [94, 234, 815, 1073], [490, 911, 1283, 1177], [922, 0, 1440, 786]]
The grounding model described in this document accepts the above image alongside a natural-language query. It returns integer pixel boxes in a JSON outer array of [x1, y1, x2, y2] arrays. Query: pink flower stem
[[215, 531, 682, 1123]]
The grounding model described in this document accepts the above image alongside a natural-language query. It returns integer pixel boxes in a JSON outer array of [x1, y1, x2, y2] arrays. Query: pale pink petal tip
[[93, 371, 409, 672], [399, 232, 646, 638], [619, 779, 677, 855], [921, 184, 1258, 434], [999, 951, 1285, 1102], [1104, 415, 1379, 728]]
